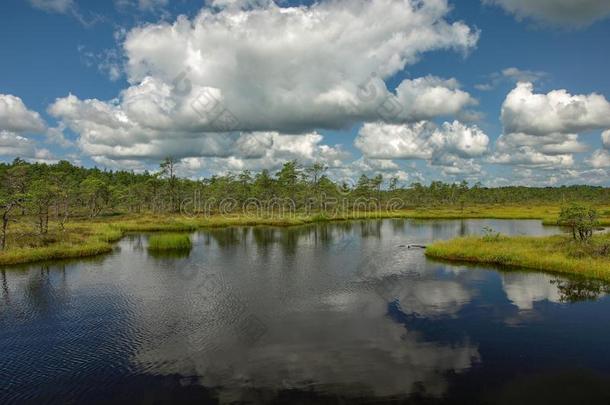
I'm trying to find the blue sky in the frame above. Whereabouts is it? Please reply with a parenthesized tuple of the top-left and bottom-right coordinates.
(1, 0, 610, 186)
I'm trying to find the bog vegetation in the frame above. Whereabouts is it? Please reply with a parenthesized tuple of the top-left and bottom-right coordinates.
(148, 234, 192, 251)
(426, 232, 610, 281)
(427, 204, 610, 280)
(1, 156, 609, 266)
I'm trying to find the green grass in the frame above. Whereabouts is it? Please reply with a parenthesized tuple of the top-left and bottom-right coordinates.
(426, 233, 610, 281)
(147, 233, 192, 251)
(0, 222, 122, 266)
(1, 203, 609, 267)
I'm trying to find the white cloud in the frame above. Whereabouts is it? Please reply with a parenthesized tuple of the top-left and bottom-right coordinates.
(495, 132, 588, 155)
(355, 120, 489, 176)
(0, 94, 54, 160)
(0, 130, 57, 163)
(603, 130, 610, 149)
(50, 0, 480, 168)
(0, 131, 36, 158)
(431, 153, 484, 176)
(489, 147, 574, 169)
(0, 94, 46, 134)
(45, 124, 74, 148)
(176, 132, 350, 177)
(500, 165, 610, 187)
(49, 92, 352, 167)
(587, 149, 610, 168)
(483, 0, 610, 27)
(120, 0, 478, 132)
(354, 120, 489, 178)
(392, 76, 477, 122)
(352, 157, 400, 172)
(502, 82, 610, 136)
(355, 122, 435, 160)
(490, 82, 610, 172)
(430, 121, 490, 158)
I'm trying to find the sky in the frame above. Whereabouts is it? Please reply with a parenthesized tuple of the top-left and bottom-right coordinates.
(1, 0, 610, 187)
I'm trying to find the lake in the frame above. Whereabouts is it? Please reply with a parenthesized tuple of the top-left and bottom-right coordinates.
(2, 219, 610, 404)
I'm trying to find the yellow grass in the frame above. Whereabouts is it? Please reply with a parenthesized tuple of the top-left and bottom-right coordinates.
(426, 233, 610, 281)
(1, 204, 609, 267)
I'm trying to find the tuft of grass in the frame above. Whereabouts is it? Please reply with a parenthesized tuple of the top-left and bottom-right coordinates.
(147, 233, 192, 251)
(426, 233, 610, 281)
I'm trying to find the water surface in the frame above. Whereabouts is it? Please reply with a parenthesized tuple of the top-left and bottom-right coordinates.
(2, 219, 610, 404)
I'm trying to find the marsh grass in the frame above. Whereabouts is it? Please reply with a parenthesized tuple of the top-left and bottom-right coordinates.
(147, 233, 192, 251)
(0, 221, 122, 266)
(1, 203, 609, 267)
(426, 233, 610, 281)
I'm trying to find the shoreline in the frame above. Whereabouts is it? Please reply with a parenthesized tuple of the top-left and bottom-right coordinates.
(425, 234, 610, 282)
(1, 205, 609, 268)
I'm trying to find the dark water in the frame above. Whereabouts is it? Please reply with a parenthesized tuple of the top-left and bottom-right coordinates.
(2, 219, 610, 404)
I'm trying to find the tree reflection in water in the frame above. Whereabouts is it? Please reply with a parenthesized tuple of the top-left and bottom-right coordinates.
(551, 277, 610, 303)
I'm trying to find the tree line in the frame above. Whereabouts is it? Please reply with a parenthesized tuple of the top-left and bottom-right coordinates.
(1, 157, 610, 249)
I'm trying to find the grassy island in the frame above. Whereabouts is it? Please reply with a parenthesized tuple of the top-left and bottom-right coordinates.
(426, 233, 610, 281)
(148, 233, 192, 251)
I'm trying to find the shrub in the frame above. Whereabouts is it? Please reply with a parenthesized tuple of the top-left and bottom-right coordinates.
(482, 226, 502, 242)
(558, 204, 599, 242)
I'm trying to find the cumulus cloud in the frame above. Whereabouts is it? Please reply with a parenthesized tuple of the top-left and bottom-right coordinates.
(483, 0, 610, 27)
(119, 0, 478, 133)
(0, 94, 46, 134)
(502, 82, 610, 136)
(392, 76, 477, 122)
(489, 147, 574, 169)
(127, 131, 348, 175)
(45, 124, 74, 148)
(431, 153, 484, 176)
(48, 92, 348, 170)
(492, 132, 588, 166)
(355, 122, 435, 160)
(0, 131, 36, 158)
(49, 0, 480, 169)
(587, 149, 610, 168)
(0, 131, 56, 162)
(490, 82, 610, 172)
(355, 120, 488, 176)
(0, 94, 54, 161)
